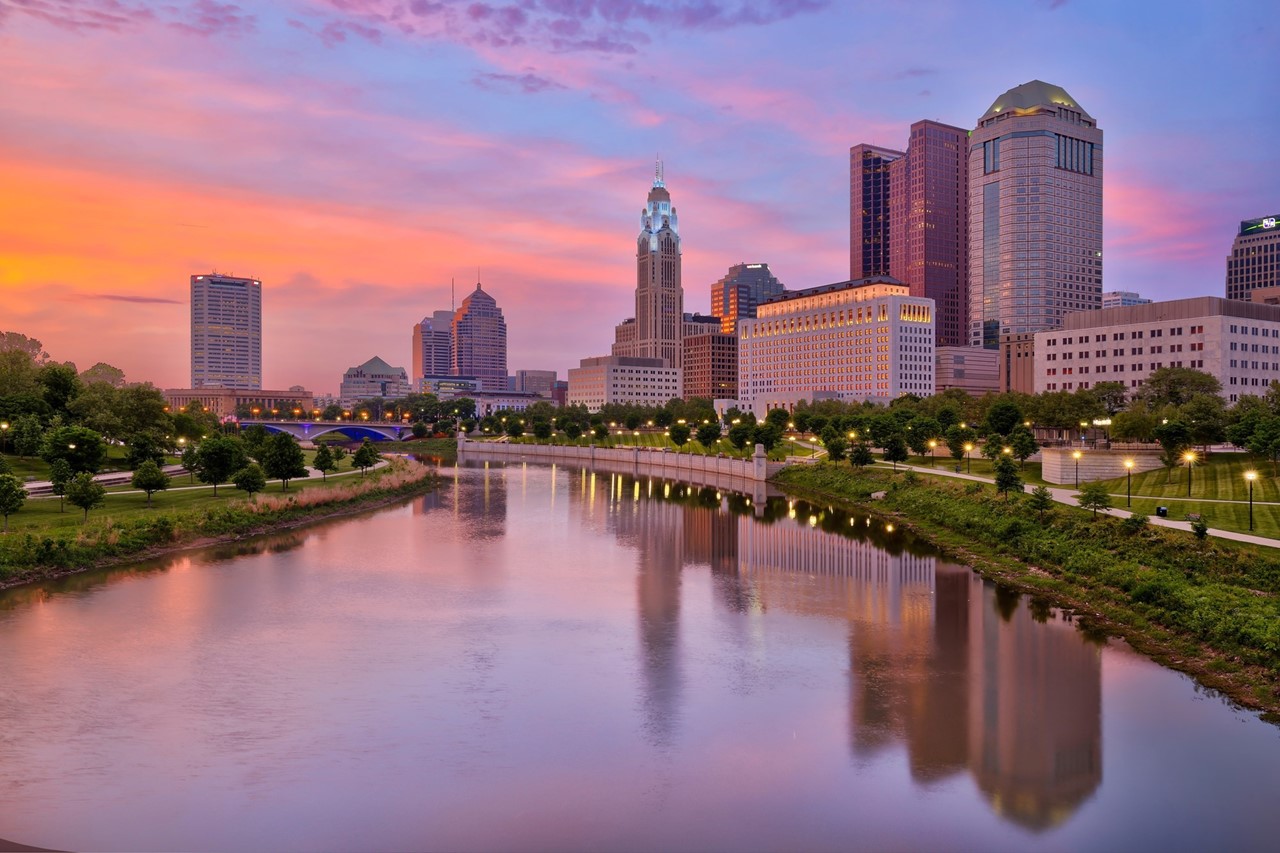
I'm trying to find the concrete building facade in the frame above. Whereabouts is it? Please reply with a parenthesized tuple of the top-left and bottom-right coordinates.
(999, 332, 1037, 394)
(1101, 291, 1151, 309)
(452, 283, 508, 391)
(709, 262, 786, 334)
(340, 356, 412, 405)
(683, 333, 738, 401)
(1226, 214, 1280, 302)
(412, 310, 454, 381)
(738, 276, 935, 416)
(969, 80, 1103, 349)
(935, 347, 999, 395)
(568, 355, 682, 411)
(164, 387, 312, 420)
(190, 273, 262, 390)
(515, 369, 557, 398)
(1033, 297, 1280, 403)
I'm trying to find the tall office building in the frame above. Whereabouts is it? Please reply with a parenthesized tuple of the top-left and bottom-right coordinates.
(968, 80, 1103, 348)
(709, 262, 786, 334)
(850, 145, 903, 280)
(1226, 214, 1280, 302)
(615, 161, 684, 368)
(412, 310, 454, 380)
(190, 273, 261, 390)
(452, 282, 508, 391)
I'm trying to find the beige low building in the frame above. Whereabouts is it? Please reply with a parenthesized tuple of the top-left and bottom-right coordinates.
(1000, 332, 1036, 394)
(935, 347, 998, 395)
(1034, 296, 1280, 403)
(567, 355, 682, 412)
(164, 387, 314, 419)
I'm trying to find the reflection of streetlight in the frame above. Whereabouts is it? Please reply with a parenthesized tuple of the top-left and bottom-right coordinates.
(963, 442, 974, 473)
(1183, 451, 1196, 497)
(1124, 458, 1134, 507)
(1245, 470, 1257, 531)
(1072, 450, 1082, 487)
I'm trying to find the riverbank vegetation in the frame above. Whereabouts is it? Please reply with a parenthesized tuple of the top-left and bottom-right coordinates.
(775, 463, 1280, 719)
(0, 458, 436, 586)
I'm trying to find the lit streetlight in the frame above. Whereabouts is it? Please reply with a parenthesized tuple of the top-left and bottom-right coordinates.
(1183, 451, 1197, 497)
(963, 442, 974, 474)
(1072, 450, 1082, 487)
(927, 439, 937, 467)
(1124, 458, 1134, 507)
(0, 421, 8, 454)
(1245, 470, 1257, 531)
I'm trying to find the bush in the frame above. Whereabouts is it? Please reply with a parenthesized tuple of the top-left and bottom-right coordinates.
(1191, 519, 1209, 540)
(1121, 513, 1149, 535)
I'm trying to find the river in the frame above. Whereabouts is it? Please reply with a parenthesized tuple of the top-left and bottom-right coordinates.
(0, 462, 1278, 852)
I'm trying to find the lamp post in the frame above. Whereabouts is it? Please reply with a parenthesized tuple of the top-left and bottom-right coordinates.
(1079, 421, 1089, 448)
(1183, 451, 1196, 497)
(1072, 450, 1082, 487)
(1124, 458, 1134, 508)
(963, 442, 974, 474)
(0, 421, 8, 454)
(927, 439, 937, 467)
(1245, 470, 1257, 531)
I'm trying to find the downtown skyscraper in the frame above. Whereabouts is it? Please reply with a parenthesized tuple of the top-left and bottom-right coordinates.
(452, 282, 507, 391)
(190, 273, 261, 390)
(614, 161, 684, 369)
(709, 262, 785, 334)
(968, 80, 1103, 348)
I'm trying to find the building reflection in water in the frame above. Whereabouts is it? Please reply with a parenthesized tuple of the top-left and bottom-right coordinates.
(569, 468, 1101, 831)
(419, 463, 507, 539)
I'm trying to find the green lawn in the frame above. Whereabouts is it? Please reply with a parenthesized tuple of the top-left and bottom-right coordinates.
(904, 454, 1049, 486)
(2, 448, 182, 482)
(1093, 453, 1279, 503)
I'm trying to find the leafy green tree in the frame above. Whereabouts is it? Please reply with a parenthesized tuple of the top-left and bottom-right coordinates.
(66, 472, 106, 521)
(1137, 367, 1222, 408)
(754, 422, 783, 452)
(653, 409, 675, 428)
(984, 399, 1023, 437)
(40, 425, 107, 474)
(180, 443, 199, 483)
(532, 420, 553, 441)
(0, 455, 8, 475)
(1180, 394, 1227, 450)
(192, 435, 249, 496)
(1008, 425, 1038, 466)
(261, 433, 309, 490)
(232, 463, 268, 497)
(905, 416, 941, 457)
(1076, 482, 1112, 518)
(564, 421, 583, 441)
(131, 459, 170, 508)
(505, 419, 524, 438)
(1028, 485, 1054, 521)
(352, 439, 380, 476)
(37, 361, 82, 419)
(0, 473, 25, 532)
(1090, 381, 1128, 416)
(1153, 419, 1192, 483)
(313, 444, 338, 482)
(994, 455, 1022, 500)
(321, 403, 344, 420)
(1111, 406, 1158, 443)
(696, 423, 721, 447)
(1247, 416, 1280, 476)
(125, 432, 167, 470)
(240, 425, 270, 460)
(623, 412, 643, 430)
(411, 421, 430, 439)
(669, 423, 691, 446)
(728, 422, 755, 450)
(850, 442, 874, 467)
(10, 413, 43, 457)
(981, 433, 1006, 461)
(48, 457, 72, 512)
(592, 423, 609, 441)
(867, 414, 901, 449)
(78, 362, 126, 387)
(765, 408, 790, 428)
(824, 435, 847, 462)
(883, 435, 909, 471)
(945, 424, 975, 469)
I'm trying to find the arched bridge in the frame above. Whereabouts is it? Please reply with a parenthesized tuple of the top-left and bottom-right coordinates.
(239, 420, 412, 442)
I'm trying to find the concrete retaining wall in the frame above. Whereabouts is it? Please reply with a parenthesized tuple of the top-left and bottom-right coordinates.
(457, 439, 784, 484)
(1041, 447, 1163, 485)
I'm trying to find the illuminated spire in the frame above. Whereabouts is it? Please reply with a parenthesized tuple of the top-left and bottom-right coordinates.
(653, 156, 664, 189)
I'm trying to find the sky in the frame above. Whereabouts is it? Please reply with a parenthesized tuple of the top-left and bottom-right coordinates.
(1, 0, 1277, 395)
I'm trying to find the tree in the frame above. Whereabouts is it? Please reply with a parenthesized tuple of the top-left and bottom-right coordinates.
(240, 425, 270, 460)
(48, 457, 72, 512)
(313, 444, 338, 482)
(984, 399, 1023, 437)
(564, 421, 583, 441)
(39, 425, 107, 474)
(532, 420, 553, 441)
(192, 435, 249, 496)
(850, 442, 874, 467)
(906, 415, 941, 457)
(1075, 482, 1112, 518)
(696, 423, 721, 447)
(1090, 381, 1128, 416)
(232, 463, 268, 497)
(1153, 419, 1192, 483)
(1136, 367, 1222, 408)
(765, 408, 790, 428)
(131, 459, 170, 508)
(1008, 425, 1039, 466)
(180, 443, 200, 483)
(727, 422, 755, 450)
(592, 424, 609, 441)
(66, 472, 106, 522)
(0, 473, 26, 532)
(754, 422, 783, 452)
(1111, 407, 1158, 443)
(321, 403, 344, 420)
(824, 435, 848, 462)
(945, 424, 975, 469)
(1180, 394, 1227, 450)
(125, 432, 167, 470)
(505, 418, 524, 438)
(883, 435, 908, 470)
(261, 432, 310, 490)
(411, 421, 430, 439)
(669, 423, 691, 446)
(1247, 416, 1280, 476)
(10, 414, 42, 457)
(37, 361, 82, 418)
(78, 362, 126, 387)
(994, 455, 1022, 500)
(1028, 485, 1054, 521)
(352, 439, 380, 476)
(981, 432, 1006, 461)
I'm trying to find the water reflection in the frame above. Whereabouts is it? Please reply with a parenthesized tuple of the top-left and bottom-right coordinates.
(557, 469, 1102, 831)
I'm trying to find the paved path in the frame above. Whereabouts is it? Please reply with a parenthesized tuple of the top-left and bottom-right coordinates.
(878, 460, 1280, 549)
(22, 460, 388, 499)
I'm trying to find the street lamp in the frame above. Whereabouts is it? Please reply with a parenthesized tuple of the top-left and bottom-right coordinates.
(963, 442, 974, 473)
(1183, 451, 1196, 497)
(1080, 421, 1089, 447)
(1245, 470, 1257, 531)
(0, 421, 8, 454)
(927, 439, 937, 466)
(1072, 450, 1082, 487)
(1124, 458, 1134, 508)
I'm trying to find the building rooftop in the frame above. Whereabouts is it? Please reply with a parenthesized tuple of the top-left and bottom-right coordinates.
(984, 80, 1092, 121)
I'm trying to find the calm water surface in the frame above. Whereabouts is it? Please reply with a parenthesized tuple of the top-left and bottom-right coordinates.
(1, 463, 1278, 852)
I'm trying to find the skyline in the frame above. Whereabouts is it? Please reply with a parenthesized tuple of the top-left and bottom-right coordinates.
(2, 1, 1277, 394)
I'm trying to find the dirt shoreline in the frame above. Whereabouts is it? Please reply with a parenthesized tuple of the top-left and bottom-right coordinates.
(775, 478, 1280, 724)
(0, 475, 438, 592)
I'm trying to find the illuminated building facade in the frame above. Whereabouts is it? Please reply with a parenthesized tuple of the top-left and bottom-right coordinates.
(1226, 214, 1280, 302)
(850, 145, 903, 280)
(709, 262, 786, 334)
(190, 273, 262, 390)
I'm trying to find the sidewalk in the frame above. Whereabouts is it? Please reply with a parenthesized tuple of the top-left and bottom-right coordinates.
(22, 461, 387, 499)
(878, 460, 1280, 549)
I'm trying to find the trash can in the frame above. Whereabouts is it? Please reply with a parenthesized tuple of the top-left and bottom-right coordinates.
(1156, 506, 1168, 518)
